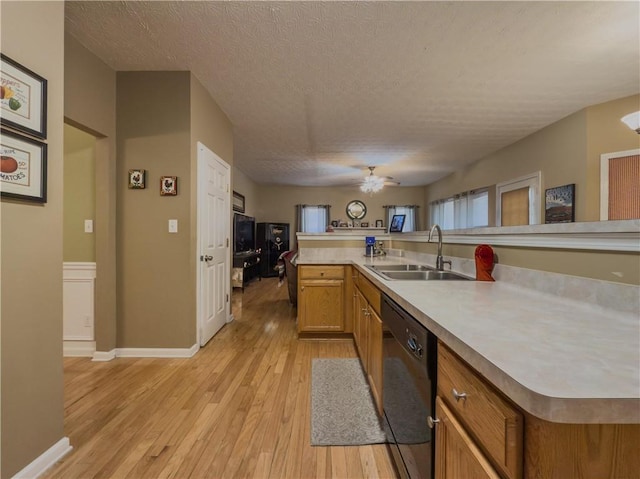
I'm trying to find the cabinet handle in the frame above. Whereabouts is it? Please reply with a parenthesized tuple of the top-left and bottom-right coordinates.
(320, 271, 325, 276)
(301, 286, 305, 292)
(452, 388, 467, 402)
(427, 416, 440, 429)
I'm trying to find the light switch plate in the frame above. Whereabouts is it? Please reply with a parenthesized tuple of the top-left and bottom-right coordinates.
(168, 219, 178, 233)
(84, 219, 93, 233)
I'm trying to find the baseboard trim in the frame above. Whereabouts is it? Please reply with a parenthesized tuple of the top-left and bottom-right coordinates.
(63, 341, 96, 357)
(11, 437, 72, 479)
(116, 343, 199, 358)
(92, 349, 116, 362)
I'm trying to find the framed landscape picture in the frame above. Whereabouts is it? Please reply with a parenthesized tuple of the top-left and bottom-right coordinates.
(545, 184, 575, 223)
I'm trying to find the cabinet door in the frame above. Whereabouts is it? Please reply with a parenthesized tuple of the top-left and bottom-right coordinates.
(353, 288, 365, 356)
(367, 307, 383, 416)
(435, 396, 501, 479)
(298, 279, 344, 332)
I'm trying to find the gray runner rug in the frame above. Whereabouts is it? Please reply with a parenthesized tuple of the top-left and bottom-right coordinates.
(310, 358, 387, 446)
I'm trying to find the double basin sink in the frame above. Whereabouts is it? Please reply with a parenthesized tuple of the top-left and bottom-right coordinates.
(366, 264, 472, 281)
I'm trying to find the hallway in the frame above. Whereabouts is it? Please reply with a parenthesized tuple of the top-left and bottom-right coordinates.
(45, 278, 396, 478)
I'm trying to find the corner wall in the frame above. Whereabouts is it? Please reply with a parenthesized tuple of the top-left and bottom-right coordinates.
(116, 72, 193, 348)
(64, 32, 117, 353)
(1, 2, 66, 476)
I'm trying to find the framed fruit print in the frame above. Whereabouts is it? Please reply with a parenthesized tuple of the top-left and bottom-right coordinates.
(1, 54, 47, 139)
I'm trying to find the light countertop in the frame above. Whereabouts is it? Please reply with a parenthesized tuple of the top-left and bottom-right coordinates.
(296, 251, 640, 424)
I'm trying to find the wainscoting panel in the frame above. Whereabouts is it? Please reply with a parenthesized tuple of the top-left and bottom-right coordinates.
(63, 262, 96, 341)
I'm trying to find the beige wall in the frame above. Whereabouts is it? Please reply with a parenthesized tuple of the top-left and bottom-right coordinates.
(425, 95, 640, 226)
(64, 32, 117, 352)
(1, 2, 65, 476)
(63, 124, 96, 262)
(255, 185, 427, 237)
(586, 94, 640, 222)
(232, 166, 259, 218)
(116, 72, 193, 348)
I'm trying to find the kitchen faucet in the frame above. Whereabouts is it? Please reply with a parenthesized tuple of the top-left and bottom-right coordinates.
(428, 224, 451, 271)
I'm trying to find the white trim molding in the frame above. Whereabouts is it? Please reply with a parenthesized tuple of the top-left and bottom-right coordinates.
(92, 344, 199, 361)
(11, 437, 72, 479)
(116, 344, 199, 358)
(392, 220, 640, 252)
(92, 349, 116, 362)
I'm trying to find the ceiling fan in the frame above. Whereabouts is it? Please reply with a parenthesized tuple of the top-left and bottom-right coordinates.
(359, 166, 400, 194)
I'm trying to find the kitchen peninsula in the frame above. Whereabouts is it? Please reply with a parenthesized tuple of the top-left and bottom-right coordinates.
(296, 222, 640, 478)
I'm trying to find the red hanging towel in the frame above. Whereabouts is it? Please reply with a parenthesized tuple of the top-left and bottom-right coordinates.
(475, 244, 495, 282)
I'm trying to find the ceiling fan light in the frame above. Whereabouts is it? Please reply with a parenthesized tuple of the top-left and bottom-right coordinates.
(621, 111, 640, 134)
(361, 174, 384, 193)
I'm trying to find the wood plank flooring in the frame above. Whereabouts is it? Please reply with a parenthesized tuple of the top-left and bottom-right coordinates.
(45, 278, 397, 478)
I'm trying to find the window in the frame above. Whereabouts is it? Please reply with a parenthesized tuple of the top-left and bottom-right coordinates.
(495, 172, 541, 226)
(385, 205, 418, 232)
(298, 204, 330, 233)
(429, 189, 488, 230)
(600, 149, 640, 220)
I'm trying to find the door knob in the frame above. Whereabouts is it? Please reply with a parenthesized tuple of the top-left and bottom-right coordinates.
(202, 255, 213, 262)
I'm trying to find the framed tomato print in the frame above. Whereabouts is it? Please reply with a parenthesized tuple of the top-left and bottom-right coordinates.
(0, 128, 47, 203)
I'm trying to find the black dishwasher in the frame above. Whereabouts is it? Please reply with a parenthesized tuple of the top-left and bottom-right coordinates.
(381, 294, 437, 479)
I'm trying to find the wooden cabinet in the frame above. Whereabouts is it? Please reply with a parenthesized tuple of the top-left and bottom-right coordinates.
(435, 396, 501, 479)
(437, 344, 523, 479)
(367, 306, 383, 416)
(297, 265, 345, 333)
(434, 342, 640, 479)
(353, 270, 383, 415)
(438, 343, 523, 479)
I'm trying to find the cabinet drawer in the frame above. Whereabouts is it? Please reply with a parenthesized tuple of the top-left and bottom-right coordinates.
(299, 265, 344, 280)
(356, 273, 381, 315)
(438, 343, 523, 479)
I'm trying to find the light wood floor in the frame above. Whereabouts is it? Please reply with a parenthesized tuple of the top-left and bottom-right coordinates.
(45, 278, 397, 478)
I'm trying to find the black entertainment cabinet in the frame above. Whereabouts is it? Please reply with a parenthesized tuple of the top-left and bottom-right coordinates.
(232, 251, 261, 290)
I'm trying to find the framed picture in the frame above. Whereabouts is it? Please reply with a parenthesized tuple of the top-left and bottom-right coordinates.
(375, 219, 383, 227)
(330, 220, 339, 227)
(128, 169, 146, 189)
(389, 214, 406, 232)
(545, 183, 575, 223)
(1, 54, 47, 139)
(0, 128, 47, 203)
(160, 176, 178, 196)
(233, 190, 245, 213)
(361, 222, 369, 227)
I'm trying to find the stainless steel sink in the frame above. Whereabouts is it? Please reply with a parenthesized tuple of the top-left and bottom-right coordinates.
(369, 264, 434, 272)
(365, 265, 472, 281)
(382, 270, 471, 280)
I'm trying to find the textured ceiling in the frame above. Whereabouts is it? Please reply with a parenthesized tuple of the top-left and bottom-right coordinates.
(65, 1, 640, 187)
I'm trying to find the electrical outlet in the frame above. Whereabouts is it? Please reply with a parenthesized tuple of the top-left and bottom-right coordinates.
(84, 219, 93, 233)
(168, 219, 178, 233)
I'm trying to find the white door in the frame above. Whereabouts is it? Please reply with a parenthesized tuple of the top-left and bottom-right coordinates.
(198, 142, 231, 346)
